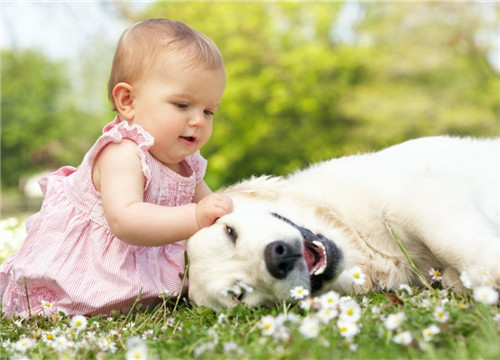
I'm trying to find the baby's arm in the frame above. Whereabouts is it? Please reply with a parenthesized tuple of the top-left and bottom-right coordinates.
(93, 140, 228, 246)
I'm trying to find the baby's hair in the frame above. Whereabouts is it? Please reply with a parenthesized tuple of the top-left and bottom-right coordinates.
(108, 18, 224, 110)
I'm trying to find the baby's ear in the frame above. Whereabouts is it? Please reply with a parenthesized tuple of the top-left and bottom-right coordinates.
(112, 82, 135, 121)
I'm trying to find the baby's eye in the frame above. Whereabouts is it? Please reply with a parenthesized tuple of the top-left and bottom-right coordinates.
(204, 109, 214, 116)
(176, 103, 188, 109)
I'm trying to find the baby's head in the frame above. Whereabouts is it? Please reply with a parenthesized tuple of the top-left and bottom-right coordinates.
(108, 18, 225, 111)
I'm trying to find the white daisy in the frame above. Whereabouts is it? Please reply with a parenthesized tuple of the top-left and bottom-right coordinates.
(398, 284, 413, 295)
(473, 285, 499, 305)
(70, 315, 88, 331)
(337, 318, 361, 339)
(98, 336, 117, 353)
(433, 306, 450, 323)
(420, 299, 431, 311)
(224, 341, 243, 356)
(1, 339, 13, 351)
(289, 313, 303, 324)
(141, 329, 154, 341)
(193, 343, 215, 358)
(42, 330, 57, 344)
(14, 337, 35, 353)
(341, 339, 359, 351)
(259, 315, 277, 336)
(41, 299, 52, 310)
(274, 327, 291, 342)
(316, 307, 339, 324)
(319, 291, 340, 309)
(126, 343, 148, 360)
(371, 306, 381, 316)
(275, 313, 300, 326)
(347, 266, 366, 286)
(459, 271, 472, 289)
(124, 322, 136, 330)
(422, 324, 440, 342)
(480, 269, 491, 281)
(290, 286, 309, 300)
(299, 298, 313, 311)
(52, 335, 73, 353)
(299, 317, 320, 338)
(393, 331, 413, 345)
(384, 312, 406, 330)
(221, 281, 254, 298)
(235, 281, 254, 294)
(13, 319, 23, 327)
(429, 268, 442, 282)
(217, 313, 228, 325)
(339, 299, 361, 322)
(126, 336, 145, 348)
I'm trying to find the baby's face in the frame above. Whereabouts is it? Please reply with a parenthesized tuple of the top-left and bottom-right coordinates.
(130, 58, 226, 170)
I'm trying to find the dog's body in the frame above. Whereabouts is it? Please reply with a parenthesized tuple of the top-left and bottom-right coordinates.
(187, 137, 500, 310)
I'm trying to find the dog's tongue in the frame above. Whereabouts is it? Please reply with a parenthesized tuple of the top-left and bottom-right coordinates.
(303, 242, 321, 274)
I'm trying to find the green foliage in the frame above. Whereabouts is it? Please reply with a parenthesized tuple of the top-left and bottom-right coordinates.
(1, 50, 102, 190)
(141, 2, 500, 189)
(342, 3, 500, 147)
(1, 3, 499, 192)
(1, 50, 65, 188)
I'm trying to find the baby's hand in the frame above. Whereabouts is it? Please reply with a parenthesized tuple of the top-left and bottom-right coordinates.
(196, 194, 233, 229)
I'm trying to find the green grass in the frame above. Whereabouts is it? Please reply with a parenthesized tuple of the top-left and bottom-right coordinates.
(1, 218, 499, 359)
(1, 287, 499, 359)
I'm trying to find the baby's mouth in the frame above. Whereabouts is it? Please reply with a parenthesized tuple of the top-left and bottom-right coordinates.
(180, 136, 196, 145)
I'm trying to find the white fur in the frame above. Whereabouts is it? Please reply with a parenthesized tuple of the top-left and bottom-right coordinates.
(187, 136, 500, 310)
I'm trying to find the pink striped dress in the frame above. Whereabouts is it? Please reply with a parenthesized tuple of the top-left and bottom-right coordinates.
(0, 117, 207, 317)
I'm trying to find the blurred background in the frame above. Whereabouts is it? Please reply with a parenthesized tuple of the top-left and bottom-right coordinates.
(1, 1, 500, 219)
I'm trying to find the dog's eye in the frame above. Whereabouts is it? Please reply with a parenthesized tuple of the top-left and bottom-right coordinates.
(225, 225, 237, 242)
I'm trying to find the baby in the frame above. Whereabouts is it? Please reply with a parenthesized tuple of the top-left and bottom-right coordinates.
(0, 18, 233, 317)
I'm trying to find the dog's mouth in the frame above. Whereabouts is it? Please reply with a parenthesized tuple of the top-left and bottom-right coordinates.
(303, 237, 327, 276)
(271, 213, 343, 293)
(301, 228, 342, 293)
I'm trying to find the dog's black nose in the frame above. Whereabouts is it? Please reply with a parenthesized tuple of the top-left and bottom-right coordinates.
(264, 241, 301, 279)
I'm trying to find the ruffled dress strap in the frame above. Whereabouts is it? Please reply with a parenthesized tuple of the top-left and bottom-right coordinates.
(185, 151, 208, 185)
(83, 117, 156, 189)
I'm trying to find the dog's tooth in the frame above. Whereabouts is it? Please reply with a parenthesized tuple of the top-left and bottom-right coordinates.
(314, 263, 326, 275)
(312, 240, 325, 250)
(313, 241, 328, 258)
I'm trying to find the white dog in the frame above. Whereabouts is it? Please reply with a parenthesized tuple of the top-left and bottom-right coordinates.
(187, 137, 499, 310)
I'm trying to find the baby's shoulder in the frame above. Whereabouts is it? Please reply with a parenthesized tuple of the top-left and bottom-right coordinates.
(92, 139, 142, 188)
(98, 138, 138, 161)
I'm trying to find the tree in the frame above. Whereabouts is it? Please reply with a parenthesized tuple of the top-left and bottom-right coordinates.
(339, 2, 500, 147)
(1, 50, 101, 189)
(3, 2, 498, 192)
(142, 2, 362, 187)
(138, 2, 499, 189)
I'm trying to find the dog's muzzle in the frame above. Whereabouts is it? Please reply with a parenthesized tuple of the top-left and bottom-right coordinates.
(266, 213, 343, 293)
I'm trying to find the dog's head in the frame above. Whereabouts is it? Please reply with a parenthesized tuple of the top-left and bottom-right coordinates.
(187, 210, 344, 310)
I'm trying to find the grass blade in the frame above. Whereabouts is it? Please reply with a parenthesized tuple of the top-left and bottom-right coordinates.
(387, 225, 433, 290)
